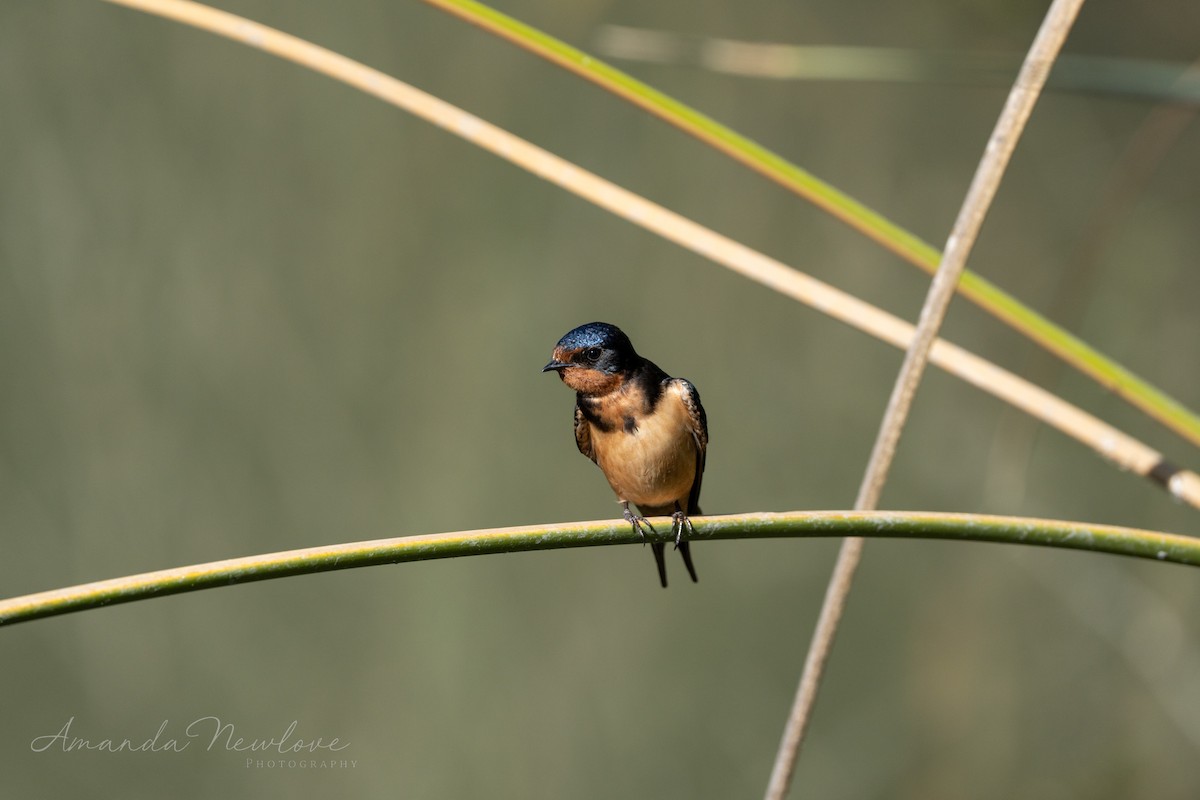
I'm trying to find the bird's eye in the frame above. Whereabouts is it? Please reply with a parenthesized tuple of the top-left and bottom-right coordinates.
(584, 347, 602, 362)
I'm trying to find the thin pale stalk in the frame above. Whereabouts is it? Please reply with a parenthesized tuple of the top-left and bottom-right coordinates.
(595, 28, 1200, 104)
(765, 2, 1087, 797)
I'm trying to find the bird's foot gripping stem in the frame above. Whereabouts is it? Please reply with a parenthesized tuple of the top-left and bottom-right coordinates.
(621, 501, 655, 543)
(671, 507, 695, 549)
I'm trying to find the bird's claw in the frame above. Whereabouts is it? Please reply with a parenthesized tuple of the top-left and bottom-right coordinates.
(623, 503, 655, 545)
(671, 511, 694, 549)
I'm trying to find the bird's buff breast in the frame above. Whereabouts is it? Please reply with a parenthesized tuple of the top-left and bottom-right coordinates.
(590, 396, 697, 508)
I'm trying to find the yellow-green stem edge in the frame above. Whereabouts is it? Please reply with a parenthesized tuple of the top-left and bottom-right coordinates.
(424, 0, 1200, 448)
(2, 511, 1196, 626)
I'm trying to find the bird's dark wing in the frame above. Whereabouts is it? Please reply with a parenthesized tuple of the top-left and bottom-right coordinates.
(670, 378, 708, 515)
(573, 403, 596, 462)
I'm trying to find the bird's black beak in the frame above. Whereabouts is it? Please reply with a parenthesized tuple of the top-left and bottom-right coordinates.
(542, 359, 569, 373)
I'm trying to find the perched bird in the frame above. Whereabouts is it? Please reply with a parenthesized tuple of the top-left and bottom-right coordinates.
(543, 322, 708, 587)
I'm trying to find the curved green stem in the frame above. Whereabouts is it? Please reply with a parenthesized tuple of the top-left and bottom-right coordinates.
(423, 0, 1200, 448)
(1, 511, 1196, 626)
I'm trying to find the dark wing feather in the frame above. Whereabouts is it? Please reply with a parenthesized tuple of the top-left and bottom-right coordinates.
(671, 378, 708, 515)
(573, 403, 596, 462)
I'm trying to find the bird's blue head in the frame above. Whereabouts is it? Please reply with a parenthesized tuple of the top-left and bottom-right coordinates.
(542, 322, 638, 392)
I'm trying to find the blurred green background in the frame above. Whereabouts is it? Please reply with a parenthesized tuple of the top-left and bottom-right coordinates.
(3, 0, 1200, 796)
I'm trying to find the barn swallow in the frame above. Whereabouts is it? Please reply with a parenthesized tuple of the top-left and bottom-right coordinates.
(543, 322, 708, 587)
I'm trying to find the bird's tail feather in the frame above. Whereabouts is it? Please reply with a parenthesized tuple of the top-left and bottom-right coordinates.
(678, 541, 699, 583)
(650, 542, 668, 588)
